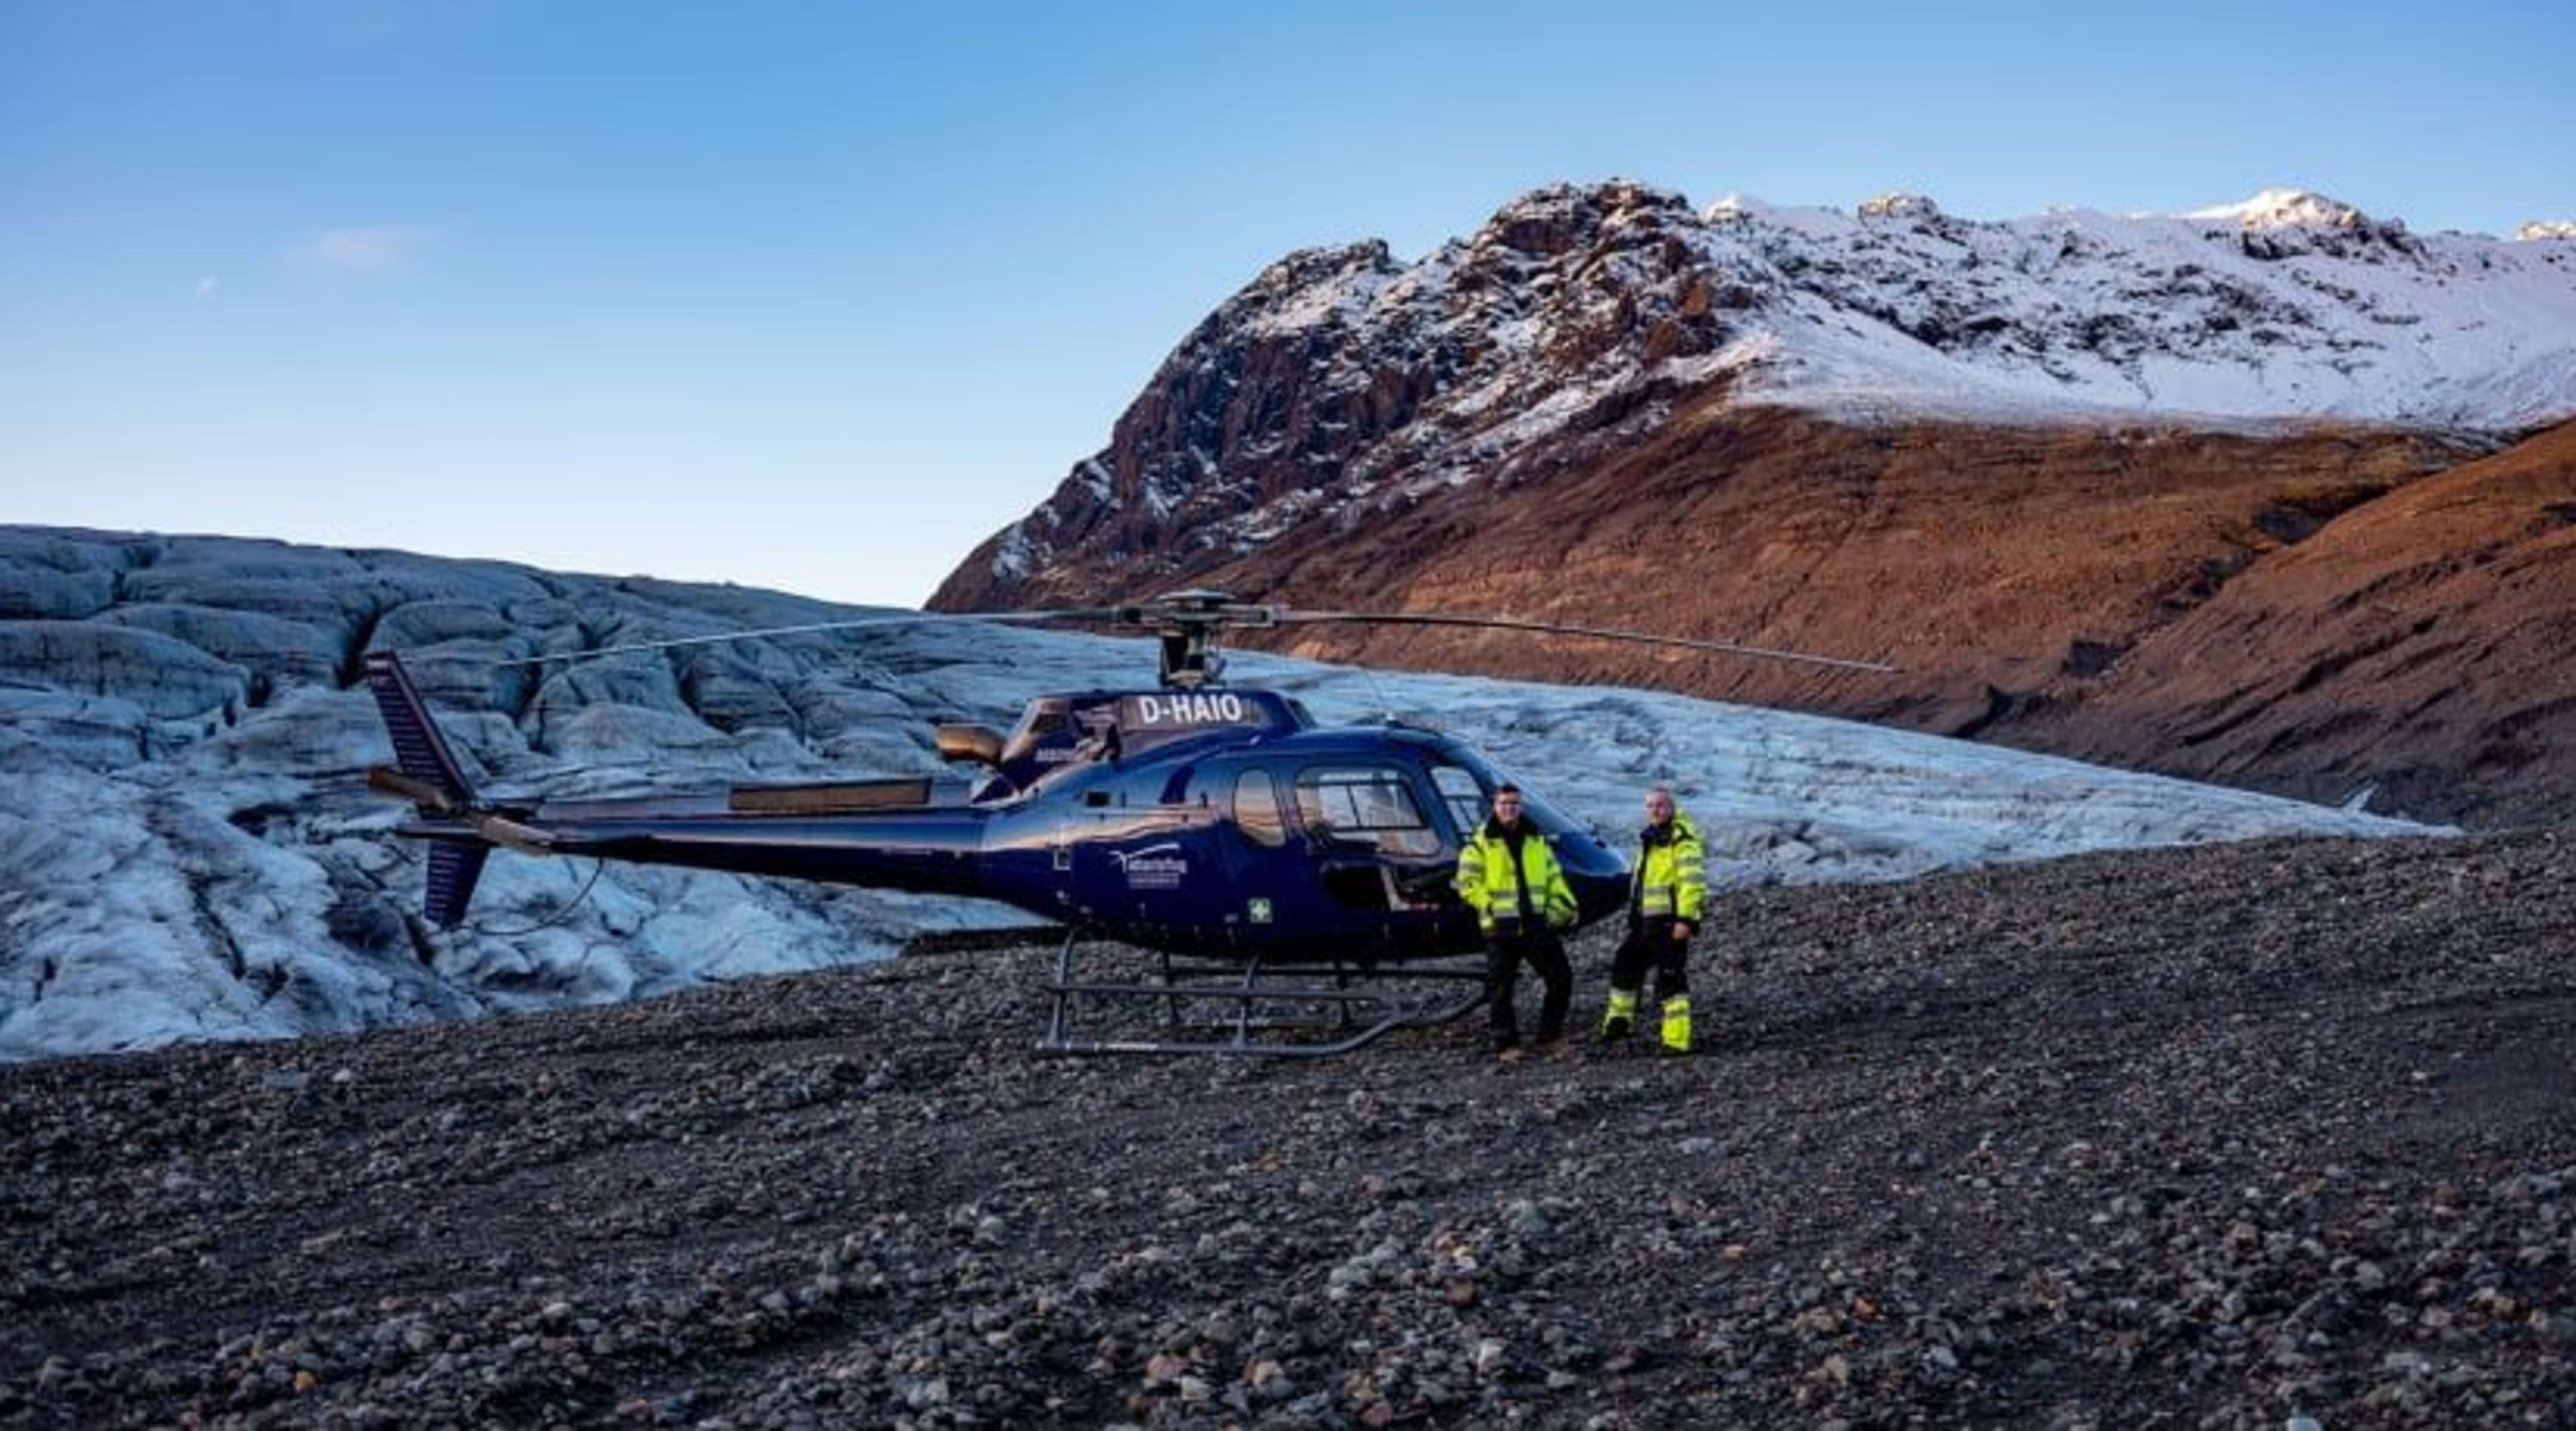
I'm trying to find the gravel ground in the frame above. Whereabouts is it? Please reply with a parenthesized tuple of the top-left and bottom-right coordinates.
(5, 827, 2573, 1428)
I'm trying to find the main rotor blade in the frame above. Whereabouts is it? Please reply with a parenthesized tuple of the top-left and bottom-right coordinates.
(495, 607, 1128, 668)
(1265, 608, 1900, 674)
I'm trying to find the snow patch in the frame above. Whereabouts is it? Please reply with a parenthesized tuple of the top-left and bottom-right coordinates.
(2185, 188, 2370, 230)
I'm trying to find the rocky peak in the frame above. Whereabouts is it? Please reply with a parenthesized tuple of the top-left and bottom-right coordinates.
(931, 179, 1747, 608)
(1470, 179, 1693, 259)
(2518, 220, 2576, 242)
(1235, 240, 1399, 318)
(1857, 191, 1944, 222)
(2185, 187, 2419, 262)
(2191, 187, 2370, 230)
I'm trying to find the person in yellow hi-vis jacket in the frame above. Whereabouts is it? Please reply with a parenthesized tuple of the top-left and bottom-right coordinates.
(1600, 785, 1707, 1053)
(1456, 784, 1578, 1057)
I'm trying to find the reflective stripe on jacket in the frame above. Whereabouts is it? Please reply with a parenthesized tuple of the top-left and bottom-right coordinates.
(1631, 812, 1707, 922)
(1456, 820, 1578, 935)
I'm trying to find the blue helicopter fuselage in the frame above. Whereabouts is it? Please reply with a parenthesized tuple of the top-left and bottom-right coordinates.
(373, 655, 1632, 962)
(968, 714, 1631, 961)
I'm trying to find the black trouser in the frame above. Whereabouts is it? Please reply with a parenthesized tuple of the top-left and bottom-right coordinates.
(1609, 917, 1691, 1002)
(1486, 926, 1571, 1043)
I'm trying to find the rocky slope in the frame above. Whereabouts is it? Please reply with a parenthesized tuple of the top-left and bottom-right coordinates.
(6, 825, 2571, 1427)
(1199, 413, 2574, 829)
(2015, 419, 2576, 818)
(929, 182, 2576, 825)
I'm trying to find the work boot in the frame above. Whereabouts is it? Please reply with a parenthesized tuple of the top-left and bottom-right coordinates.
(1599, 988, 1639, 1043)
(1658, 996, 1693, 1055)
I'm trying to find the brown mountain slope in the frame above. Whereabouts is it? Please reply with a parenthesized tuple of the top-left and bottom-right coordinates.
(2008, 419, 2576, 824)
(1150, 402, 2491, 767)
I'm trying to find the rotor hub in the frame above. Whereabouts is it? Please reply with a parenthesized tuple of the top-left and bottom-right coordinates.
(1138, 590, 1277, 688)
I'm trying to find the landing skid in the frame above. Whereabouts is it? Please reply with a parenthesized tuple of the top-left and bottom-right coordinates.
(1038, 928, 1488, 1057)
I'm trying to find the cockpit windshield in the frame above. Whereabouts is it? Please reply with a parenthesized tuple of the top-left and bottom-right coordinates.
(1429, 765, 1486, 838)
(1426, 753, 1586, 843)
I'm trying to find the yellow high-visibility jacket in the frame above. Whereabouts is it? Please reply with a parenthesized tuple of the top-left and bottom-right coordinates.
(1457, 819, 1579, 935)
(1631, 812, 1707, 922)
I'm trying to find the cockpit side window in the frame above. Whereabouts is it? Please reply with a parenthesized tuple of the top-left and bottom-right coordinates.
(1293, 766, 1441, 858)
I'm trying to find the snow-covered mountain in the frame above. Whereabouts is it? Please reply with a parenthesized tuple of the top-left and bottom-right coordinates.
(1725, 187, 2573, 426)
(0, 526, 2440, 1062)
(940, 180, 2574, 607)
(948, 180, 2576, 611)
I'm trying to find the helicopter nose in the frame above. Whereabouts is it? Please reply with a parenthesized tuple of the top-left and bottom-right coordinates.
(1569, 867, 1628, 924)
(1550, 833, 1630, 924)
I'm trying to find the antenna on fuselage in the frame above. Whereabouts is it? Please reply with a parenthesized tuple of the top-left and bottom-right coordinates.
(1354, 666, 1401, 725)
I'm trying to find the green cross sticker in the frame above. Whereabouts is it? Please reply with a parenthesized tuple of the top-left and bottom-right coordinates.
(1247, 897, 1273, 924)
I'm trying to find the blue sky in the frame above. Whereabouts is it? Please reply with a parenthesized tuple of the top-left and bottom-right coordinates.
(4, 1, 2569, 608)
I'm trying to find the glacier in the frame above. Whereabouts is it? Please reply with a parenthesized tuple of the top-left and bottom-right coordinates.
(0, 525, 2442, 1062)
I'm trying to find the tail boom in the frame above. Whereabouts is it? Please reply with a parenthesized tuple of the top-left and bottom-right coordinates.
(364, 650, 1002, 925)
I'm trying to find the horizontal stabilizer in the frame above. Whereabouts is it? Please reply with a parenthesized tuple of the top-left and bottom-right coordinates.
(728, 778, 934, 814)
(368, 765, 455, 813)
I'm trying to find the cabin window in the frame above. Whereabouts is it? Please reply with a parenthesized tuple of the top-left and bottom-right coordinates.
(1430, 765, 1487, 837)
(1233, 769, 1287, 848)
(1293, 767, 1440, 858)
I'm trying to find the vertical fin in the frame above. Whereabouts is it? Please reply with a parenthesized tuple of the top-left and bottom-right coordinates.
(364, 651, 492, 926)
(364, 650, 477, 807)
(424, 843, 491, 929)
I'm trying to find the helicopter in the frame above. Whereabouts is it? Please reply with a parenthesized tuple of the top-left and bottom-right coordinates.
(365, 590, 1893, 1055)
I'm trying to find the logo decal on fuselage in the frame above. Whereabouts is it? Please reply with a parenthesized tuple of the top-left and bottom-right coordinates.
(1110, 841, 1189, 890)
